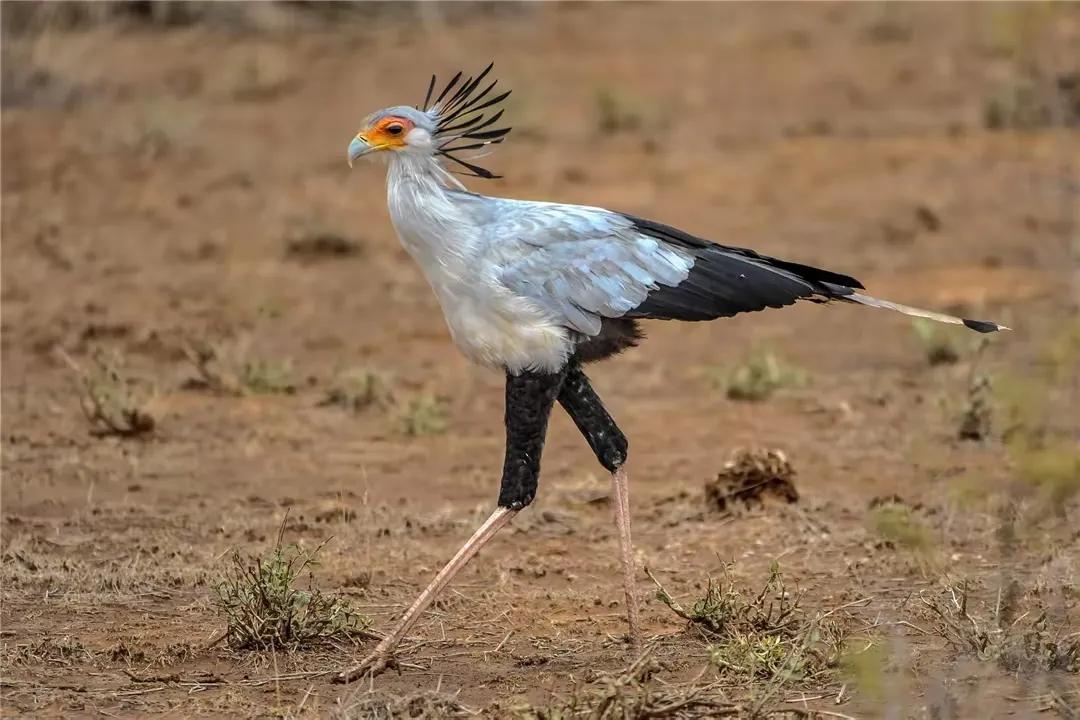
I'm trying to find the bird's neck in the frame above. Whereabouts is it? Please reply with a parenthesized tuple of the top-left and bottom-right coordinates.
(385, 152, 475, 265)
(387, 152, 463, 197)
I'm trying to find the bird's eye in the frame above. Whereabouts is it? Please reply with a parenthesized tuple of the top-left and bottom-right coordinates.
(386, 123, 404, 136)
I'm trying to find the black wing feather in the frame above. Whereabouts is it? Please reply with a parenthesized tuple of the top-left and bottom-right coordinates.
(621, 214, 864, 322)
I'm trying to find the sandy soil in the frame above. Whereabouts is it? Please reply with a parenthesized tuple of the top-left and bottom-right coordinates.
(2, 3, 1078, 717)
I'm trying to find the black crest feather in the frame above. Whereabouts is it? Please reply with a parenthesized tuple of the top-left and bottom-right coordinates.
(420, 62, 511, 179)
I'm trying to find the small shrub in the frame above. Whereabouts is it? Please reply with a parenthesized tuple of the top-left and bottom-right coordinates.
(594, 87, 644, 134)
(1040, 321, 1080, 384)
(398, 394, 450, 436)
(710, 350, 807, 402)
(321, 367, 394, 412)
(1010, 442, 1080, 511)
(958, 373, 994, 441)
(60, 349, 155, 437)
(911, 318, 961, 366)
(867, 498, 934, 557)
(183, 338, 294, 395)
(213, 527, 369, 650)
(240, 358, 296, 395)
(983, 72, 1080, 131)
(995, 354, 1080, 513)
(995, 374, 1047, 443)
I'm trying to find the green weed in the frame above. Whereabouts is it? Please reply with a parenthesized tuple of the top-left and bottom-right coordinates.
(594, 87, 644, 134)
(321, 367, 394, 413)
(867, 499, 935, 558)
(911, 318, 961, 366)
(183, 337, 295, 395)
(710, 350, 807, 402)
(398, 394, 450, 437)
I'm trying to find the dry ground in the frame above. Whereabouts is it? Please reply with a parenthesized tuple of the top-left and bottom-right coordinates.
(2, 3, 1079, 717)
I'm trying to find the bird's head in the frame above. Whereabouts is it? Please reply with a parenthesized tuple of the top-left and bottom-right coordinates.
(348, 62, 511, 179)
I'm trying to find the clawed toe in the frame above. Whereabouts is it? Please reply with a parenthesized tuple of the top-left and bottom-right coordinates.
(334, 653, 396, 683)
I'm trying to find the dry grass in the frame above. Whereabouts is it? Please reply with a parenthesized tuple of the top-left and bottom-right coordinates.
(331, 690, 473, 719)
(647, 563, 853, 685)
(920, 582, 1079, 675)
(511, 651, 745, 719)
(3, 635, 93, 669)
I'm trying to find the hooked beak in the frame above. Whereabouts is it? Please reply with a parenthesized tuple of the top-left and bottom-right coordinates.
(347, 135, 375, 167)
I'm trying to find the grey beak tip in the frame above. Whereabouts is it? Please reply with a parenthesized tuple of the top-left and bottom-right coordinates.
(348, 136, 370, 167)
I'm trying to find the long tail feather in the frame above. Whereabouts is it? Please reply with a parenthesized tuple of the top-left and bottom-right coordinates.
(842, 292, 1008, 333)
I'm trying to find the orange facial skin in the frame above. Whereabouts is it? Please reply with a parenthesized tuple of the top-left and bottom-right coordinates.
(359, 116, 415, 151)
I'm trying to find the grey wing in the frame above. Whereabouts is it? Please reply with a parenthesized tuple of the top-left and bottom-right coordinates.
(482, 197, 1003, 339)
(489, 202, 696, 336)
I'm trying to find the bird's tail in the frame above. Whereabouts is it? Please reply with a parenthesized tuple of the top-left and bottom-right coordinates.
(837, 291, 1008, 333)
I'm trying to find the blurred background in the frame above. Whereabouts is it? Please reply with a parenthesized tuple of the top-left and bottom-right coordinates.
(2, 2, 1078, 715)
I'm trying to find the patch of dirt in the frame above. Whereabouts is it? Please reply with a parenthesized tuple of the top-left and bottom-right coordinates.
(3, 3, 1079, 717)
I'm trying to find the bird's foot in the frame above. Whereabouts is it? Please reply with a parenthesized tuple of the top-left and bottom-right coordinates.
(620, 629, 643, 655)
(334, 650, 397, 684)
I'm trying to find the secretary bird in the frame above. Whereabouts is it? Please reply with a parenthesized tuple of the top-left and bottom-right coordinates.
(337, 63, 1005, 681)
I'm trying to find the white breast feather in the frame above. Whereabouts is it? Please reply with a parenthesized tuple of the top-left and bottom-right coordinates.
(386, 156, 573, 373)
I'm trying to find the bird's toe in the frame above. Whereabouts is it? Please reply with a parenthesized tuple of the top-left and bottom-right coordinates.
(334, 653, 395, 683)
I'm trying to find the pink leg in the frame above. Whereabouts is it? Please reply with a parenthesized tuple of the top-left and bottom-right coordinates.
(336, 506, 517, 683)
(611, 466, 642, 650)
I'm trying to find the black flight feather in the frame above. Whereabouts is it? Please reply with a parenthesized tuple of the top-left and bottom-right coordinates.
(621, 214, 1005, 332)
